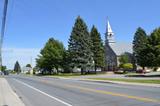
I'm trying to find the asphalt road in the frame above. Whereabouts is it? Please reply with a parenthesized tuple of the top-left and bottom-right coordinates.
(5, 75, 160, 106)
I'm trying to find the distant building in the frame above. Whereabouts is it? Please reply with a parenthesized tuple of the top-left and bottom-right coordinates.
(105, 20, 132, 71)
(21, 66, 32, 74)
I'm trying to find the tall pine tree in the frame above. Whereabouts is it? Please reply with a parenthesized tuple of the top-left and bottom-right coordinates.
(68, 16, 93, 74)
(148, 28, 160, 67)
(133, 27, 148, 69)
(14, 61, 21, 73)
(90, 25, 105, 73)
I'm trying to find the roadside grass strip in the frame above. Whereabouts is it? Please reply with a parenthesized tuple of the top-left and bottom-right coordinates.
(88, 78, 160, 84)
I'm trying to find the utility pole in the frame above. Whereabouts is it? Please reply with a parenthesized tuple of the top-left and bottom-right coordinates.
(30, 56, 34, 74)
(30, 56, 32, 67)
(0, 0, 8, 72)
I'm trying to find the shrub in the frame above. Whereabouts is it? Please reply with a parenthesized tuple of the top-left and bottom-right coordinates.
(123, 63, 133, 70)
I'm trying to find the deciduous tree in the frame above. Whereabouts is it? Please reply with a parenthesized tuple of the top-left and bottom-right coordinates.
(36, 38, 65, 74)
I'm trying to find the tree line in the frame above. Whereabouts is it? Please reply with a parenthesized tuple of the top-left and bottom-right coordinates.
(35, 16, 160, 74)
(36, 16, 105, 74)
(133, 27, 160, 71)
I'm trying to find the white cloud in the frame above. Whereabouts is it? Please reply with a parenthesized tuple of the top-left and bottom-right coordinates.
(2, 48, 40, 69)
(1, 42, 133, 69)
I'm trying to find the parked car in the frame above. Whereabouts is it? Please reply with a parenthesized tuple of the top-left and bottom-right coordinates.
(3, 71, 9, 75)
(114, 69, 125, 74)
(136, 69, 146, 73)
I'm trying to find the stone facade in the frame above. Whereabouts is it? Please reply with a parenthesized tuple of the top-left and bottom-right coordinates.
(105, 20, 117, 71)
(105, 42, 117, 71)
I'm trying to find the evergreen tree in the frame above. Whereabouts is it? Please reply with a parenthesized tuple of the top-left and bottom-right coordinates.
(90, 25, 105, 73)
(61, 50, 72, 73)
(133, 27, 149, 69)
(148, 28, 160, 67)
(36, 38, 65, 74)
(14, 61, 21, 73)
(68, 16, 93, 74)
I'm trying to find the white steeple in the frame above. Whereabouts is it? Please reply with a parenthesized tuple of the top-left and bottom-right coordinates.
(107, 20, 113, 34)
(106, 20, 115, 44)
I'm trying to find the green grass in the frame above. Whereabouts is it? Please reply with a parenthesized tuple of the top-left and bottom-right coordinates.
(53, 73, 82, 77)
(43, 72, 106, 78)
(42, 73, 83, 78)
(125, 72, 140, 75)
(88, 78, 160, 84)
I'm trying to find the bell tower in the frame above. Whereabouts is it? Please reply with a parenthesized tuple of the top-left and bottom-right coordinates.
(105, 20, 115, 46)
(105, 19, 117, 71)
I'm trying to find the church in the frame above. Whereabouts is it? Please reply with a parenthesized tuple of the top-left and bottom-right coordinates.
(105, 20, 132, 71)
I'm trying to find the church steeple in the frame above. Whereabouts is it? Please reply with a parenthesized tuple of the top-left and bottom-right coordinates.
(105, 19, 117, 71)
(106, 20, 115, 44)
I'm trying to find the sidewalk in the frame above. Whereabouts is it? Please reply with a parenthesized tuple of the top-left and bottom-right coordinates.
(0, 77, 25, 106)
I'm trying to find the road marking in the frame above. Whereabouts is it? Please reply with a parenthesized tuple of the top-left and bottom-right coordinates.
(13, 79, 72, 106)
(34, 78, 160, 103)
(13, 76, 160, 104)
(65, 84, 160, 104)
(26, 77, 160, 103)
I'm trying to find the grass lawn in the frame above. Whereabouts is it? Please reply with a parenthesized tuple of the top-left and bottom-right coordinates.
(44, 73, 101, 77)
(53, 73, 82, 77)
(37, 71, 107, 77)
(88, 78, 160, 84)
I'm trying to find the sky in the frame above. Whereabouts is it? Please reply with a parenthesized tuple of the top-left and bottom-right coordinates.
(0, 0, 160, 69)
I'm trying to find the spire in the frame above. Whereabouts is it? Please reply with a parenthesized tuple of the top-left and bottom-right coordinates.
(107, 20, 113, 34)
(106, 19, 115, 44)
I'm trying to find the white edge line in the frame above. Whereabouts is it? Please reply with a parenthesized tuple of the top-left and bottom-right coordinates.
(13, 79, 72, 106)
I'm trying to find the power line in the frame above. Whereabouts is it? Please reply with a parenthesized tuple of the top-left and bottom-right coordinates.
(0, 0, 8, 71)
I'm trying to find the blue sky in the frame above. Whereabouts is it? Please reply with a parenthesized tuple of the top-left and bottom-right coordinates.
(0, 0, 160, 69)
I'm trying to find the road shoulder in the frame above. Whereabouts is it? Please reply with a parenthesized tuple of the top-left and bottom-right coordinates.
(0, 77, 25, 106)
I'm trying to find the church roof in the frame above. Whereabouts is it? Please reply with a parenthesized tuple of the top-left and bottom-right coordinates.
(109, 42, 133, 56)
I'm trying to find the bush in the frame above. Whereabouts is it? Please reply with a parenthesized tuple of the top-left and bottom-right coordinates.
(123, 63, 133, 70)
(119, 64, 123, 68)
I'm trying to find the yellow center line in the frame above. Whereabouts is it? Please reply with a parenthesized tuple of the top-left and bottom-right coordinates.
(39, 79, 160, 103)
(64, 84, 160, 103)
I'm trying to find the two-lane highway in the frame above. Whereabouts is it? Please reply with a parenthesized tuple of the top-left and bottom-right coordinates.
(5, 75, 160, 106)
